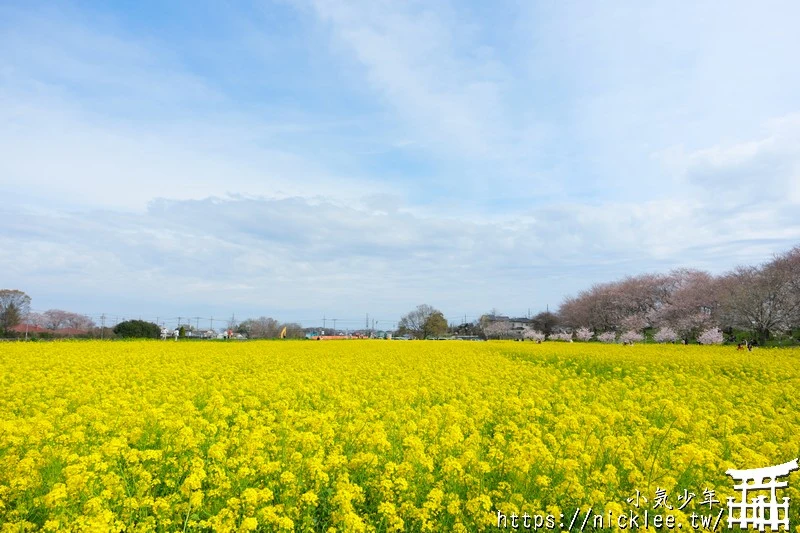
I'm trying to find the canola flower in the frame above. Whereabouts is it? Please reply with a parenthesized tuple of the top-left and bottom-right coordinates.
(0, 340, 798, 532)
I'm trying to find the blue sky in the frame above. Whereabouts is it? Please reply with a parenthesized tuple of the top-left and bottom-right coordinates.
(2, 1, 799, 328)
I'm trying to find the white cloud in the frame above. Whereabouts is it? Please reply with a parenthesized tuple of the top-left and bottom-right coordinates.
(657, 114, 800, 206)
(3, 194, 797, 323)
(2, 2, 800, 323)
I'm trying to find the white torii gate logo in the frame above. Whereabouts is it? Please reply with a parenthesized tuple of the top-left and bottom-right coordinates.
(726, 458, 798, 531)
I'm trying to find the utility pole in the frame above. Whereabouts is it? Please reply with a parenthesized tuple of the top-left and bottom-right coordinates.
(210, 317, 214, 331)
(101, 314, 106, 340)
(178, 316, 182, 329)
(323, 315, 326, 329)
(333, 318, 337, 332)
(366, 313, 369, 330)
(195, 317, 200, 331)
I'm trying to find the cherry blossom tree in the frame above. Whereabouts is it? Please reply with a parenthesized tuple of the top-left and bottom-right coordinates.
(484, 321, 512, 340)
(559, 285, 619, 332)
(620, 331, 644, 344)
(521, 328, 545, 342)
(718, 256, 799, 344)
(597, 331, 617, 343)
(27, 312, 45, 328)
(653, 327, 679, 343)
(650, 269, 720, 340)
(548, 332, 573, 342)
(620, 314, 648, 334)
(42, 309, 95, 331)
(558, 245, 799, 344)
(559, 274, 673, 333)
(574, 327, 593, 342)
(697, 327, 724, 345)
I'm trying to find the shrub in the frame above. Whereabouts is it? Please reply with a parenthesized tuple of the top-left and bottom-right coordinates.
(113, 320, 160, 339)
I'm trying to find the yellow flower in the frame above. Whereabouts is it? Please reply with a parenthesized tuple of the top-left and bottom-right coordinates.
(0, 340, 796, 532)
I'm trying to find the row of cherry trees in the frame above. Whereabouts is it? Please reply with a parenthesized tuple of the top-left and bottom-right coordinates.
(27, 309, 95, 331)
(0, 289, 96, 336)
(557, 246, 800, 343)
(484, 321, 724, 344)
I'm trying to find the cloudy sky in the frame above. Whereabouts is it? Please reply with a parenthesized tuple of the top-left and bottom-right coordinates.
(2, 1, 799, 328)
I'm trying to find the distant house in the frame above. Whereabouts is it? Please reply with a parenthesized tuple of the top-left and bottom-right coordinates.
(483, 315, 533, 339)
(185, 329, 217, 339)
(484, 315, 531, 326)
(509, 318, 532, 330)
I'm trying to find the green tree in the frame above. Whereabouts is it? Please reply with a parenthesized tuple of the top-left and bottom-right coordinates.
(0, 289, 31, 336)
(113, 320, 160, 339)
(423, 311, 448, 339)
(1, 303, 20, 336)
(398, 304, 448, 339)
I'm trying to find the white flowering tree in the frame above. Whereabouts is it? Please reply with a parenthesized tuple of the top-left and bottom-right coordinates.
(574, 327, 593, 342)
(620, 331, 644, 344)
(522, 327, 545, 342)
(548, 332, 573, 342)
(597, 331, 617, 343)
(697, 327, 724, 345)
(653, 327, 679, 343)
(484, 320, 512, 340)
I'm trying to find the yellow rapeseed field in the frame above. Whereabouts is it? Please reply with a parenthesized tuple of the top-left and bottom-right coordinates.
(0, 341, 798, 532)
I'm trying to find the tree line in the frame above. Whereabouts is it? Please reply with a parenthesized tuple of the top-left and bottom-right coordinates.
(0, 291, 307, 340)
(557, 245, 800, 344)
(0, 291, 101, 338)
(397, 245, 800, 344)
(3, 245, 798, 343)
